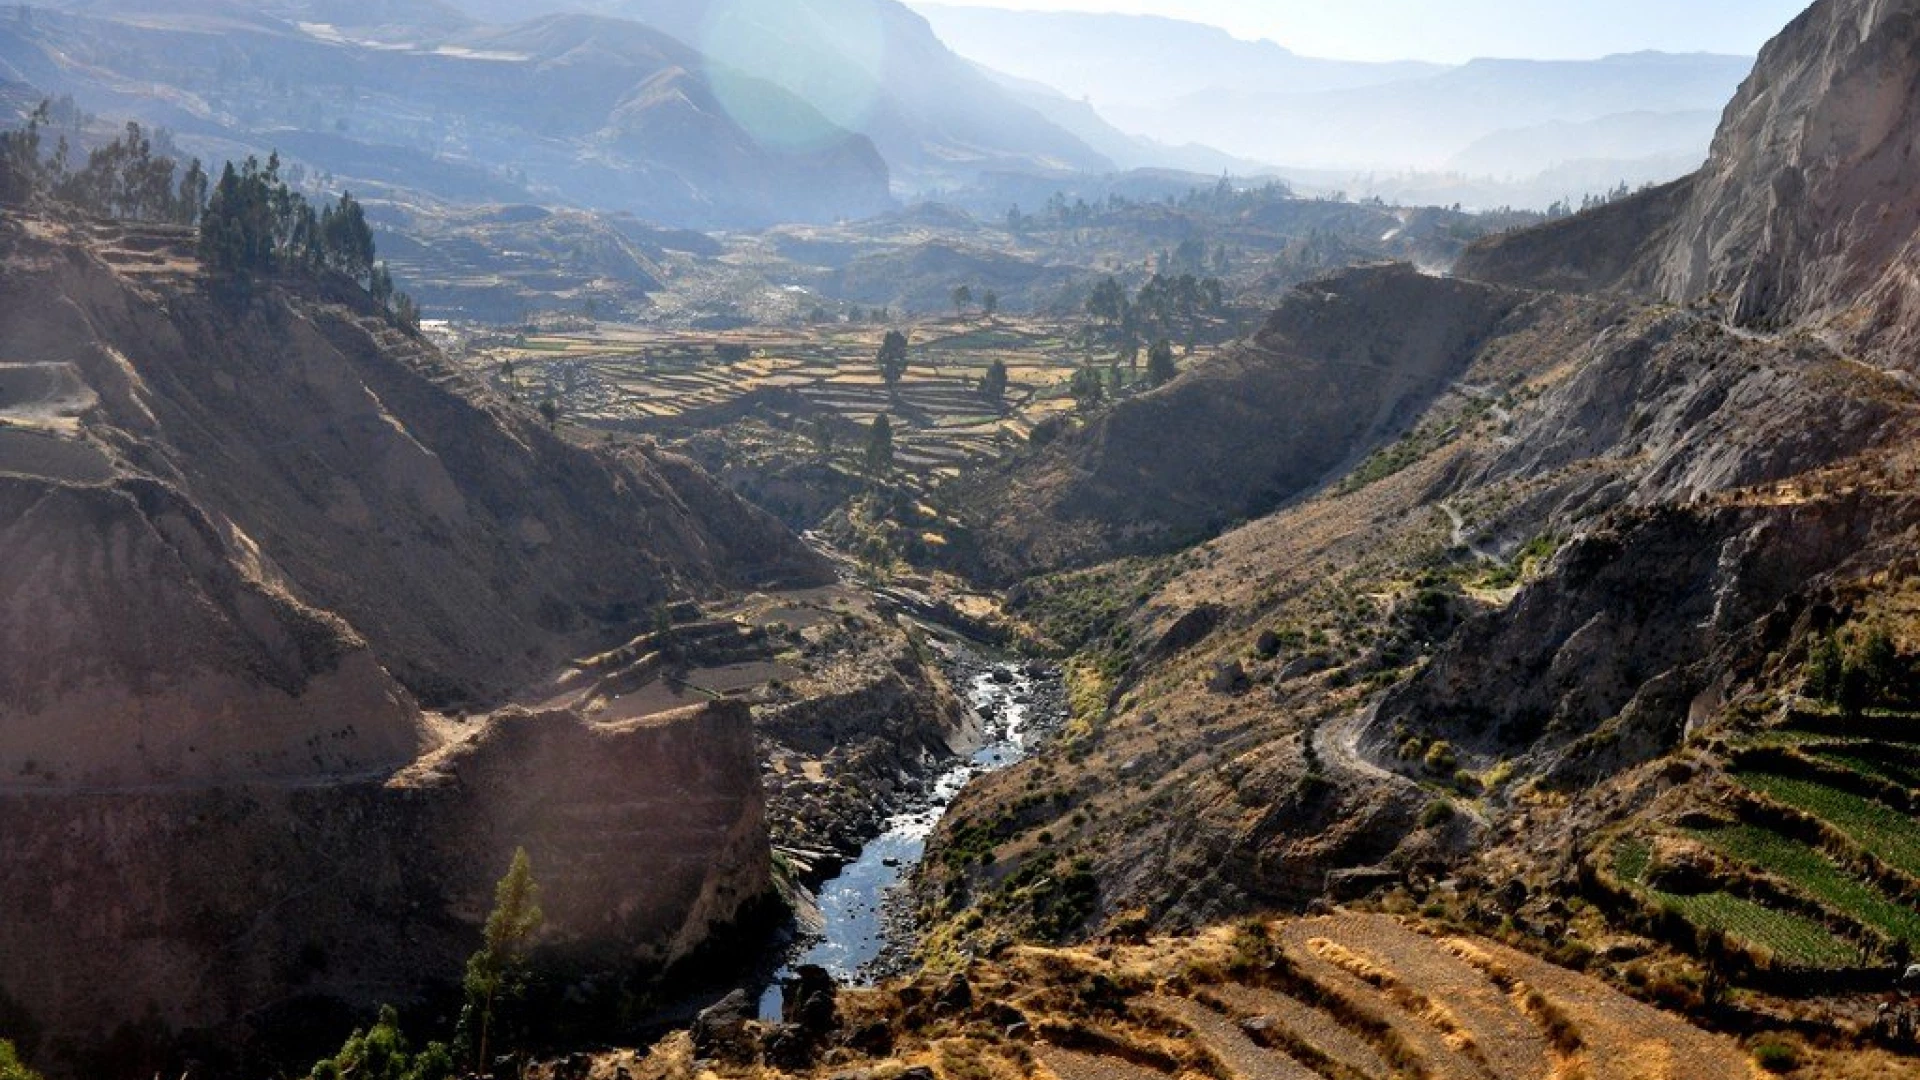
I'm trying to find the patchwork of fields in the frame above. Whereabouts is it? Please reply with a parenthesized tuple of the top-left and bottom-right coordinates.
(467, 318, 1124, 477)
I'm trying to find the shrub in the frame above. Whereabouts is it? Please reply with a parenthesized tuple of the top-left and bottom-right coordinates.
(1420, 799, 1457, 829)
(1751, 1039, 1801, 1074)
(1424, 740, 1459, 775)
(307, 1006, 452, 1080)
(0, 1040, 41, 1080)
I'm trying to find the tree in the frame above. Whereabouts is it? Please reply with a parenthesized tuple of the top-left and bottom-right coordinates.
(0, 1039, 42, 1080)
(537, 396, 560, 431)
(981, 289, 999, 319)
(393, 291, 422, 335)
(1086, 277, 1127, 326)
(951, 284, 973, 318)
(877, 330, 909, 390)
(864, 414, 894, 476)
(460, 848, 544, 1071)
(979, 360, 1008, 405)
(320, 190, 375, 284)
(0, 102, 48, 206)
(175, 158, 208, 225)
(369, 262, 395, 309)
(810, 416, 836, 459)
(1069, 365, 1106, 412)
(307, 1006, 453, 1080)
(1146, 338, 1178, 386)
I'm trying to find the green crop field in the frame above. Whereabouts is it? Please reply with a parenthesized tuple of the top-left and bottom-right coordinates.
(1687, 824, 1920, 947)
(1612, 832, 1861, 968)
(1736, 771, 1920, 878)
(1813, 750, 1920, 791)
(1649, 889, 1860, 969)
(1613, 836, 1651, 884)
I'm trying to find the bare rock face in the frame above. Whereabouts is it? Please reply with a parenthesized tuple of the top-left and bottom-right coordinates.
(1463, 0, 1920, 364)
(1646, 0, 1920, 340)
(0, 702, 770, 1077)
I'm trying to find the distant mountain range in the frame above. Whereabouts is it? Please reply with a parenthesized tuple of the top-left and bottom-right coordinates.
(1, 0, 1765, 224)
(0, 0, 1121, 225)
(436, 0, 1118, 186)
(914, 4, 1755, 197)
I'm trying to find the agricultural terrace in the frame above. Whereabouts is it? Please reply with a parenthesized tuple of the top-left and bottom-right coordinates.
(465, 315, 1164, 478)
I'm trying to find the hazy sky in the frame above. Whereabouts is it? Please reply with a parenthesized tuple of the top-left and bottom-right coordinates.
(918, 1, 1815, 63)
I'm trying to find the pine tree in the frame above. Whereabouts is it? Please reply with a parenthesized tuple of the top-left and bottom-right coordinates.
(1146, 338, 1178, 386)
(459, 848, 544, 1071)
(1069, 365, 1106, 411)
(864, 414, 894, 476)
(980, 360, 1009, 405)
(877, 330, 909, 390)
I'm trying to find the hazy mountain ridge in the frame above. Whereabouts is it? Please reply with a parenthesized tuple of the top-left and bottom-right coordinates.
(915, 5, 1756, 206)
(2, 0, 894, 226)
(914, 4, 1445, 106)
(438, 0, 1118, 187)
(1132, 50, 1756, 172)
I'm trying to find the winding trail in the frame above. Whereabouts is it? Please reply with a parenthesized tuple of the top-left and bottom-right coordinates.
(1438, 501, 1501, 564)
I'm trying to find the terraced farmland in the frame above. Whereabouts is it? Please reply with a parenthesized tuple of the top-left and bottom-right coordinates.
(1607, 836, 1861, 969)
(468, 318, 1124, 477)
(614, 912, 1781, 1080)
(1736, 770, 1920, 878)
(1687, 823, 1920, 948)
(1655, 891, 1859, 968)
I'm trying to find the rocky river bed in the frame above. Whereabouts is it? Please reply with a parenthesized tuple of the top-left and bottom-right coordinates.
(758, 644, 1064, 1017)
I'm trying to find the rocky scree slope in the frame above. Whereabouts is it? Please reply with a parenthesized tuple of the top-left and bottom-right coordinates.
(0, 212, 823, 1075)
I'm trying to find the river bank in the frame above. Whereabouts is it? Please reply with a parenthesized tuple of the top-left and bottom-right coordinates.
(758, 640, 1065, 1017)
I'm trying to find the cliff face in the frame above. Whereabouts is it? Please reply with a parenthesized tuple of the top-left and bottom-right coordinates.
(0, 702, 769, 1077)
(1462, 0, 1920, 364)
(1646, 0, 1920, 340)
(0, 214, 813, 1073)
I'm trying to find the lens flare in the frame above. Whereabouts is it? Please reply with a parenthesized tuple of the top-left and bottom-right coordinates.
(701, 0, 886, 151)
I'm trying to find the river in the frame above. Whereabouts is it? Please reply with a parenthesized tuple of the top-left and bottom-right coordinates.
(758, 650, 1060, 1018)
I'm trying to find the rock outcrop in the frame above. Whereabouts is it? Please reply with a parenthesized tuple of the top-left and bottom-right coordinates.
(1462, 0, 1920, 364)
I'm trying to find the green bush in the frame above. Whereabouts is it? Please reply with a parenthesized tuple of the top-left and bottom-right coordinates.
(307, 1007, 452, 1080)
(1751, 1039, 1801, 1074)
(0, 1040, 40, 1080)
(1420, 799, 1456, 829)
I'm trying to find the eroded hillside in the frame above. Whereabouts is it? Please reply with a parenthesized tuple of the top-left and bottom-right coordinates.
(0, 209, 829, 1076)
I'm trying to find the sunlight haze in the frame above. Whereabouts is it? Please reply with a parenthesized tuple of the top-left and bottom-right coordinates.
(914, 0, 1814, 62)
